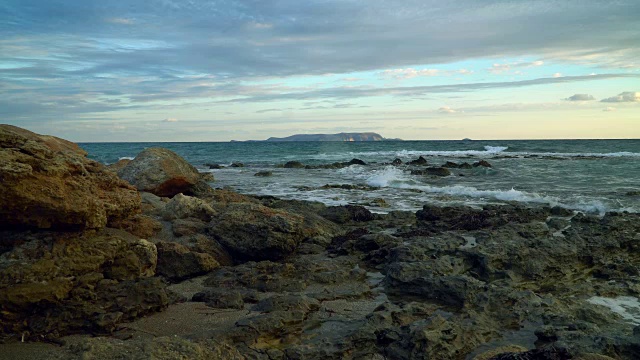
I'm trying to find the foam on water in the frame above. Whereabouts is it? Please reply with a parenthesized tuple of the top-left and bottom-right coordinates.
(587, 296, 640, 325)
(119, 156, 135, 160)
(366, 166, 407, 187)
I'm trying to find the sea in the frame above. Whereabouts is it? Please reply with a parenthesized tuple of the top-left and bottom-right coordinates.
(80, 139, 640, 216)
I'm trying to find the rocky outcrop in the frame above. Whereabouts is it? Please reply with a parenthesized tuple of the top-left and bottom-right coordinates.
(117, 147, 202, 197)
(0, 228, 167, 340)
(209, 203, 307, 261)
(0, 125, 141, 230)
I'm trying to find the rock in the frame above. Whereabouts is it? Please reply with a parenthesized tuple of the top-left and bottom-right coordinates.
(155, 242, 219, 282)
(425, 167, 452, 176)
(192, 289, 244, 309)
(442, 161, 461, 168)
(206, 163, 224, 169)
(171, 218, 207, 237)
(254, 171, 273, 177)
(230, 162, 244, 168)
(348, 158, 367, 166)
(209, 203, 306, 261)
(473, 160, 492, 168)
(253, 294, 320, 313)
(109, 214, 162, 239)
(320, 205, 376, 224)
(161, 193, 216, 221)
(140, 192, 167, 213)
(391, 158, 403, 165)
(408, 156, 428, 165)
(284, 161, 305, 168)
(106, 158, 131, 172)
(0, 228, 167, 339)
(118, 147, 201, 198)
(0, 124, 141, 229)
(624, 190, 640, 196)
(473, 345, 528, 360)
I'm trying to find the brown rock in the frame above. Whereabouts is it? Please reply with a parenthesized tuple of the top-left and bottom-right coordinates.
(0, 125, 141, 229)
(155, 241, 220, 282)
(0, 228, 166, 339)
(110, 214, 162, 239)
(117, 147, 201, 198)
(106, 158, 131, 173)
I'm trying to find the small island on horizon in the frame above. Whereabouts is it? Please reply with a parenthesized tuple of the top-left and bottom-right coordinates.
(235, 132, 402, 142)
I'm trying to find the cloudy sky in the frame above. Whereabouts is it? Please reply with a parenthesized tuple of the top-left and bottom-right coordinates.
(1, 0, 639, 141)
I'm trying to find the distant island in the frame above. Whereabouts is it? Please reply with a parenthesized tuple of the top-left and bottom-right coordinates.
(262, 132, 401, 142)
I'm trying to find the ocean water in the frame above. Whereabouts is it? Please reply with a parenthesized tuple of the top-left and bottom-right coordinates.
(80, 140, 640, 215)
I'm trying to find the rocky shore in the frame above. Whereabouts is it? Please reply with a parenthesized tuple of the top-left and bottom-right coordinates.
(1, 125, 639, 359)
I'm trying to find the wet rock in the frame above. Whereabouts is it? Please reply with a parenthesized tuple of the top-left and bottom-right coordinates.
(473, 160, 493, 168)
(161, 193, 216, 221)
(253, 294, 320, 313)
(425, 167, 452, 176)
(391, 158, 403, 165)
(488, 347, 573, 359)
(118, 147, 201, 198)
(230, 162, 244, 167)
(551, 206, 574, 216)
(206, 163, 224, 169)
(442, 161, 473, 169)
(0, 228, 167, 339)
(155, 241, 219, 282)
(320, 205, 376, 224)
(209, 203, 306, 261)
(625, 190, 640, 196)
(254, 170, 273, 177)
(0, 124, 141, 230)
(284, 161, 306, 168)
(348, 158, 367, 165)
(408, 156, 428, 165)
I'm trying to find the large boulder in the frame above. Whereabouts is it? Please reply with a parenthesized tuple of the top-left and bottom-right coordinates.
(117, 147, 202, 197)
(0, 228, 167, 340)
(209, 203, 306, 261)
(0, 125, 141, 229)
(155, 241, 220, 282)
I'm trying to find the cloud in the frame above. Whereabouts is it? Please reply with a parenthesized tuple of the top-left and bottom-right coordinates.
(603, 107, 617, 112)
(488, 60, 545, 74)
(552, 73, 563, 78)
(438, 106, 459, 114)
(565, 94, 595, 101)
(382, 68, 440, 79)
(601, 91, 640, 102)
(163, 118, 178, 122)
(106, 18, 135, 25)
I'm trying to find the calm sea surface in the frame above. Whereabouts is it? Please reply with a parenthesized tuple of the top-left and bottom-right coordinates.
(80, 140, 640, 215)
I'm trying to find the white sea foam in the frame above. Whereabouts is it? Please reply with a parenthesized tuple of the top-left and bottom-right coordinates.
(587, 296, 640, 325)
(119, 156, 135, 160)
(366, 166, 407, 187)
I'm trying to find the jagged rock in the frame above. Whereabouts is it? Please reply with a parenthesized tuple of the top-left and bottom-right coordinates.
(155, 241, 219, 282)
(161, 193, 216, 221)
(206, 163, 224, 169)
(284, 161, 306, 168)
(171, 218, 207, 237)
(209, 203, 306, 261)
(473, 160, 492, 168)
(391, 158, 403, 165)
(192, 288, 244, 309)
(254, 171, 273, 177)
(0, 228, 166, 340)
(230, 162, 244, 168)
(118, 147, 201, 198)
(0, 124, 141, 229)
(408, 156, 428, 165)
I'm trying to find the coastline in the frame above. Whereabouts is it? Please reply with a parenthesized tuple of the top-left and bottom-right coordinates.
(1, 125, 639, 360)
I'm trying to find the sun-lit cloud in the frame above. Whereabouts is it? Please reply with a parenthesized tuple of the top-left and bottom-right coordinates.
(552, 73, 563, 78)
(601, 91, 640, 102)
(106, 17, 135, 25)
(163, 118, 178, 122)
(438, 106, 459, 114)
(603, 107, 617, 112)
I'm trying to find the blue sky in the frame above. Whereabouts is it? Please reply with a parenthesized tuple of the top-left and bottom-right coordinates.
(1, 0, 639, 141)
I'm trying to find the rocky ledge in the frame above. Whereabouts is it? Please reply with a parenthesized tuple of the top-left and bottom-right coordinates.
(1, 125, 639, 360)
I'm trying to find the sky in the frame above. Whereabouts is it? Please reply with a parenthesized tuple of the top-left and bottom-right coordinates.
(1, 0, 639, 142)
